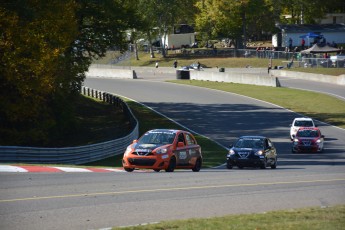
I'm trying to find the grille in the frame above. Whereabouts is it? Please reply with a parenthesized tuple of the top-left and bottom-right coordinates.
(238, 152, 250, 158)
(302, 141, 311, 146)
(133, 151, 153, 156)
(128, 158, 156, 166)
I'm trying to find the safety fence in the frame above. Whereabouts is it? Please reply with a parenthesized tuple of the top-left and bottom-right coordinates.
(0, 87, 139, 164)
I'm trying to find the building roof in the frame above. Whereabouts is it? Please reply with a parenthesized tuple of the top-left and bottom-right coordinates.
(276, 23, 345, 33)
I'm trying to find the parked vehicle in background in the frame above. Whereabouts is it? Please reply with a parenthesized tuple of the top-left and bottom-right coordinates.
(226, 136, 277, 169)
(292, 127, 325, 153)
(330, 54, 345, 68)
(290, 117, 316, 140)
(122, 129, 202, 172)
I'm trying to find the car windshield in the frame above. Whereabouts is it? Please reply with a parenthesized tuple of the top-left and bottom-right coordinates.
(297, 130, 319, 137)
(138, 131, 176, 145)
(234, 138, 264, 149)
(294, 120, 313, 127)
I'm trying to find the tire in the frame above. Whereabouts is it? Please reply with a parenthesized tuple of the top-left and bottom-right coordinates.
(260, 158, 267, 169)
(165, 157, 176, 172)
(154, 169, 161, 172)
(226, 160, 233, 169)
(271, 157, 277, 169)
(238, 165, 244, 169)
(124, 167, 134, 172)
(192, 158, 202, 172)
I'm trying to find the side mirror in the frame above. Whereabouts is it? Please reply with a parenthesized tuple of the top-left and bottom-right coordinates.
(177, 142, 185, 147)
(229, 144, 233, 148)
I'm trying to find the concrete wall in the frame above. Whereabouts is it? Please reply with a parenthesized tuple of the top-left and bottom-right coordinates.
(270, 70, 345, 85)
(86, 65, 136, 79)
(190, 68, 279, 87)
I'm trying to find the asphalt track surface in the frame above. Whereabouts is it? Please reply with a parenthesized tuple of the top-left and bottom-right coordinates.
(1, 72, 344, 230)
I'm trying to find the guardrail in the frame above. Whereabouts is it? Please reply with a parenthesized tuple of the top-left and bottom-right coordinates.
(0, 87, 139, 164)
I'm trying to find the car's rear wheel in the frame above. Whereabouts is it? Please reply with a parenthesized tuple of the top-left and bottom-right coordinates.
(153, 169, 161, 172)
(165, 157, 176, 172)
(226, 160, 233, 169)
(124, 167, 134, 172)
(192, 158, 202, 172)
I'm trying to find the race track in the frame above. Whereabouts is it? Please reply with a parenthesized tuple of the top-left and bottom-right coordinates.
(1, 74, 344, 230)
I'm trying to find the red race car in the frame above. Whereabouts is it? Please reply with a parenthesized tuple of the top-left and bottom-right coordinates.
(122, 129, 202, 172)
(292, 127, 325, 153)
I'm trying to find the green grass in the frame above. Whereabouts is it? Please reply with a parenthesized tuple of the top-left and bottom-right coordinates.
(112, 205, 345, 230)
(168, 80, 345, 129)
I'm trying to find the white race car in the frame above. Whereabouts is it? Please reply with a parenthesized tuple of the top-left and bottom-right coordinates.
(290, 117, 316, 140)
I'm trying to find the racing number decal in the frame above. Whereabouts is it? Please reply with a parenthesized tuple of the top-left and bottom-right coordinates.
(179, 151, 187, 160)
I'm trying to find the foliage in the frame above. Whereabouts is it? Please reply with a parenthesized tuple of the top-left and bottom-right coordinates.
(195, 0, 276, 47)
(0, 0, 136, 146)
(133, 0, 198, 58)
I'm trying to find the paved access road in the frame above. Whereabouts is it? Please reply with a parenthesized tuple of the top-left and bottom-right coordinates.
(1, 74, 344, 230)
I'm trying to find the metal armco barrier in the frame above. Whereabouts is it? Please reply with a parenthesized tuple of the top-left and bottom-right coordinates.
(0, 87, 139, 164)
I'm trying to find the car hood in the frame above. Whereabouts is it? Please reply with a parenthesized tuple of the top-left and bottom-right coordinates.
(133, 143, 164, 152)
(232, 147, 261, 153)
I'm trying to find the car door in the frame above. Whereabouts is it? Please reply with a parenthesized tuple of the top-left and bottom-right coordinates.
(265, 138, 276, 164)
(175, 132, 189, 166)
(184, 133, 201, 164)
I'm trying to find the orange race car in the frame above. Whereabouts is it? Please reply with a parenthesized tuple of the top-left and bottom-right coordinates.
(122, 129, 202, 172)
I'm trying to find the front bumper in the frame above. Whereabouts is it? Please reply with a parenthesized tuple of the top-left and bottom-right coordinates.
(122, 154, 169, 169)
(292, 144, 322, 153)
(227, 155, 265, 167)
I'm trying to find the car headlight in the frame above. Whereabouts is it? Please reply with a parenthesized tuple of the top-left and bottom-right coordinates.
(316, 139, 321, 143)
(255, 150, 264, 156)
(293, 138, 299, 142)
(156, 148, 168, 154)
(228, 149, 235, 156)
(124, 146, 132, 156)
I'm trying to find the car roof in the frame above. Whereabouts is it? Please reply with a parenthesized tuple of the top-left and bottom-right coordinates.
(239, 136, 266, 139)
(293, 117, 313, 121)
(147, 129, 186, 134)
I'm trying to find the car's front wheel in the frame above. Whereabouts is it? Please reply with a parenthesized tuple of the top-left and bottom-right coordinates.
(124, 167, 134, 172)
(260, 158, 267, 169)
(165, 157, 176, 172)
(226, 160, 233, 169)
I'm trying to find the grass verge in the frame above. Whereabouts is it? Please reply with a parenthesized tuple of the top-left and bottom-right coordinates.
(112, 205, 345, 230)
(168, 80, 345, 129)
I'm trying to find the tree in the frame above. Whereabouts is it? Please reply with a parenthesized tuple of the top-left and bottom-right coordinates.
(195, 0, 275, 48)
(0, 0, 78, 145)
(0, 0, 137, 146)
(135, 0, 197, 58)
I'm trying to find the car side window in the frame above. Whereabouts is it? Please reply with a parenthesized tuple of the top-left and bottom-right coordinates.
(185, 134, 196, 145)
(178, 133, 186, 145)
(267, 139, 273, 148)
